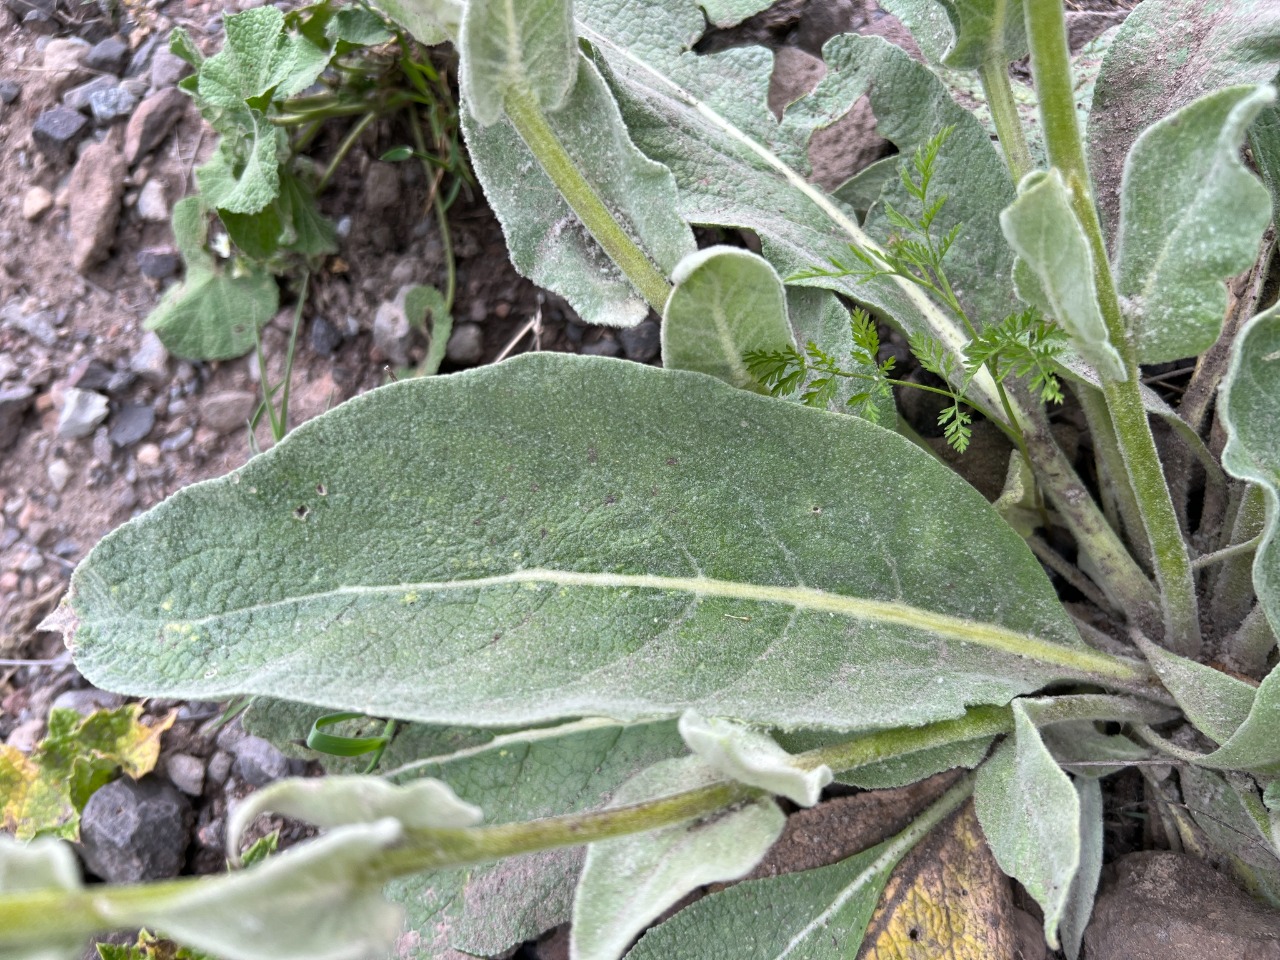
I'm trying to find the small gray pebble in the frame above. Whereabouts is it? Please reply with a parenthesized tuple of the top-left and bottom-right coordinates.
(445, 322, 485, 365)
(164, 753, 205, 796)
(136, 246, 180, 280)
(160, 426, 193, 452)
(0, 80, 21, 105)
(85, 36, 129, 75)
(231, 735, 291, 787)
(619, 319, 661, 363)
(214, 719, 246, 752)
(108, 404, 155, 448)
(50, 687, 123, 716)
(206, 750, 233, 785)
(308, 315, 343, 356)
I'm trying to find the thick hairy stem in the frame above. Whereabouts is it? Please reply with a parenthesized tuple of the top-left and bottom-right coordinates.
(1024, 0, 1199, 656)
(1074, 381, 1153, 572)
(1019, 402, 1161, 622)
(503, 88, 672, 313)
(978, 58, 1033, 184)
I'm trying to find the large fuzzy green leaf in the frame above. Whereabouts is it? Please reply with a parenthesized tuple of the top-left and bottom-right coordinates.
(1059, 778, 1102, 960)
(459, 0, 576, 126)
(625, 776, 974, 960)
(974, 700, 1080, 950)
(460, 51, 694, 327)
(371, 0, 459, 46)
(1220, 301, 1280, 644)
(661, 247, 794, 391)
(58, 354, 1122, 734)
(571, 756, 785, 960)
(243, 701, 689, 958)
(1085, 0, 1280, 234)
(1113, 85, 1275, 363)
(575, 0, 1017, 414)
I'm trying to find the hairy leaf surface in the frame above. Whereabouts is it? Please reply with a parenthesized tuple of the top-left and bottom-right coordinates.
(243, 702, 689, 958)
(1114, 85, 1275, 363)
(576, 0, 1016, 412)
(459, 0, 576, 126)
(1060, 778, 1102, 960)
(974, 700, 1080, 949)
(61, 354, 1108, 733)
(662, 247, 794, 391)
(1001, 169, 1124, 379)
(1086, 0, 1280, 233)
(461, 53, 694, 327)
(146, 198, 278, 360)
(571, 756, 785, 960)
(0, 836, 83, 960)
(1220, 302, 1280, 647)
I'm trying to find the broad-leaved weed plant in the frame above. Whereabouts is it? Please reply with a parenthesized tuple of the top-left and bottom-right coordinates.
(7, 0, 1280, 957)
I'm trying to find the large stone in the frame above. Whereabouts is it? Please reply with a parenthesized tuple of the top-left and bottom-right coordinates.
(57, 388, 109, 439)
(41, 37, 90, 95)
(124, 87, 187, 166)
(619, 318, 661, 363)
(31, 107, 88, 164)
(1085, 852, 1280, 960)
(67, 141, 126, 272)
(78, 777, 192, 882)
(149, 45, 191, 90)
(108, 404, 155, 447)
(136, 246, 181, 280)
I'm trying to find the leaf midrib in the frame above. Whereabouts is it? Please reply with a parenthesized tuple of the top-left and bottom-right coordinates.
(115, 568, 1133, 679)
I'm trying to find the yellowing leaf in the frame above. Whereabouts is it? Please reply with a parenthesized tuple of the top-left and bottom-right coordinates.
(861, 802, 1020, 959)
(0, 704, 175, 841)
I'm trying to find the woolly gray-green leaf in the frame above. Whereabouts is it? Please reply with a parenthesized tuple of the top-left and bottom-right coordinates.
(882, 0, 1027, 69)
(578, 4, 1016, 413)
(1000, 169, 1124, 379)
(661, 246, 794, 391)
(1086, 0, 1280, 234)
(144, 197, 278, 361)
(678, 711, 831, 806)
(1132, 633, 1256, 746)
(1114, 84, 1275, 364)
(461, 52, 694, 327)
(371, 0, 460, 45)
(0, 836, 82, 960)
(1251, 100, 1280, 227)
(626, 777, 973, 960)
(195, 117, 287, 215)
(571, 756, 785, 960)
(1060, 778, 1102, 960)
(111, 822, 406, 960)
(227, 775, 482, 865)
(1182, 766, 1280, 901)
(60, 353, 1121, 735)
(459, 0, 576, 126)
(1221, 302, 1280, 647)
(974, 700, 1080, 950)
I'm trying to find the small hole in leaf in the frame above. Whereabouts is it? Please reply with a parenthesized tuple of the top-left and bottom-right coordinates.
(811, 505, 822, 515)
(294, 505, 310, 520)
(908, 928, 920, 942)
(316, 483, 327, 496)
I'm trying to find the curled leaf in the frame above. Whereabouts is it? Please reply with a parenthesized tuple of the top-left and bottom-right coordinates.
(678, 710, 832, 806)
(227, 775, 482, 865)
